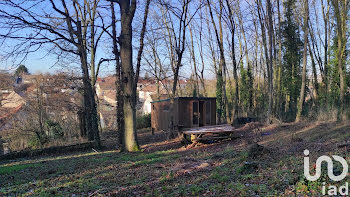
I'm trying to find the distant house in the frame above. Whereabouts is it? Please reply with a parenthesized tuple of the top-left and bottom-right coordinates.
(137, 78, 173, 114)
(0, 103, 25, 137)
(21, 74, 38, 84)
(96, 76, 163, 114)
(138, 85, 158, 114)
(103, 90, 117, 107)
(96, 76, 116, 98)
(1, 91, 25, 108)
(96, 76, 190, 115)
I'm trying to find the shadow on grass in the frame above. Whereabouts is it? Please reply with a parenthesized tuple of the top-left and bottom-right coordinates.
(0, 147, 187, 195)
(1, 121, 350, 196)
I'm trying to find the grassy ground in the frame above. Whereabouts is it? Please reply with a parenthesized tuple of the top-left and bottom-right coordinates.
(1, 121, 350, 196)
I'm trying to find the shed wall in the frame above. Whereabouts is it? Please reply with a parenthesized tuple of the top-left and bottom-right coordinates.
(178, 100, 192, 128)
(151, 100, 171, 131)
(151, 97, 217, 132)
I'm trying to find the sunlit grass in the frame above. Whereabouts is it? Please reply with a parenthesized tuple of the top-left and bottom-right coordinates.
(0, 122, 349, 196)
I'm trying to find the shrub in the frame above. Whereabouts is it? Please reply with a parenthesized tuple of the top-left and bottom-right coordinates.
(45, 120, 63, 139)
(136, 113, 151, 129)
(28, 134, 49, 149)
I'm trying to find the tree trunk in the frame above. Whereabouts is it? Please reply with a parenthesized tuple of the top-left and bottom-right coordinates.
(198, 5, 207, 96)
(257, 0, 272, 123)
(275, 0, 283, 118)
(110, 1, 124, 149)
(225, 0, 239, 121)
(237, 5, 253, 114)
(296, 0, 309, 122)
(207, 0, 230, 123)
(321, 0, 330, 107)
(266, 0, 274, 123)
(308, 41, 319, 105)
(189, 24, 199, 96)
(80, 49, 100, 147)
(332, 0, 347, 120)
(118, 0, 140, 152)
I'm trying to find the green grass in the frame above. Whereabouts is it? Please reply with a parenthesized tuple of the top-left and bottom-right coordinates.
(0, 122, 349, 196)
(0, 163, 39, 175)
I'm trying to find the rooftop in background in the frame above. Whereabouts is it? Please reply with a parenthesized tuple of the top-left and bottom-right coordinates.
(151, 97, 216, 103)
(1, 92, 25, 108)
(96, 76, 116, 90)
(96, 76, 189, 93)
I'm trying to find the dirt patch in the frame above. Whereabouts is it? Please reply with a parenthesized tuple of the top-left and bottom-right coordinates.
(238, 122, 264, 131)
(171, 158, 213, 175)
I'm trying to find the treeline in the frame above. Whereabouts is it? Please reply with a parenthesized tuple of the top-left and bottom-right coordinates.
(141, 0, 349, 123)
(0, 0, 349, 152)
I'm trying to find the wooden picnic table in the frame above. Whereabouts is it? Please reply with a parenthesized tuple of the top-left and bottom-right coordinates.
(181, 124, 237, 143)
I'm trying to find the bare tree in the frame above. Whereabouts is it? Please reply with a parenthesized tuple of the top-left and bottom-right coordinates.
(109, 0, 150, 151)
(109, 1, 124, 148)
(207, 0, 230, 124)
(0, 0, 103, 147)
(223, 0, 239, 120)
(266, 0, 274, 123)
(196, 1, 207, 96)
(256, 0, 272, 122)
(296, 0, 310, 122)
(158, 0, 195, 138)
(331, 0, 348, 120)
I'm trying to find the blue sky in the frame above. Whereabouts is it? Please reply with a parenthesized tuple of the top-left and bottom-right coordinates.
(0, 0, 202, 79)
(0, 0, 116, 76)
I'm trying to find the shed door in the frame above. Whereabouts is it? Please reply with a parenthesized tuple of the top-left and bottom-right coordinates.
(192, 101, 199, 127)
(205, 101, 211, 125)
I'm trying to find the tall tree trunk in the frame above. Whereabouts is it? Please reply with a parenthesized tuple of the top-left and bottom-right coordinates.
(111, 1, 124, 149)
(332, 0, 347, 120)
(198, 4, 207, 96)
(225, 0, 239, 121)
(266, 0, 274, 123)
(189, 24, 199, 96)
(308, 41, 319, 105)
(77, 18, 100, 147)
(322, 0, 330, 106)
(296, 0, 309, 122)
(218, 0, 230, 123)
(257, 0, 272, 123)
(207, 0, 230, 123)
(237, 5, 253, 113)
(118, 0, 139, 152)
(275, 0, 283, 118)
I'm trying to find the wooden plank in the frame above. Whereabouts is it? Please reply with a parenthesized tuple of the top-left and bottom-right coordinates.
(182, 124, 235, 135)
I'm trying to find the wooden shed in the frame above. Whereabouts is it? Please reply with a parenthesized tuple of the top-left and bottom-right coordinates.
(151, 97, 216, 132)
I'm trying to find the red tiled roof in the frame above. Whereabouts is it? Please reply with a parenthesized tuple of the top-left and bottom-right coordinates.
(138, 78, 155, 85)
(0, 104, 24, 127)
(159, 79, 188, 85)
(140, 85, 157, 92)
(26, 84, 36, 93)
(97, 76, 116, 90)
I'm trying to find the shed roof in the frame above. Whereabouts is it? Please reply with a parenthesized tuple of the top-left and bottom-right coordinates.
(151, 97, 216, 103)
